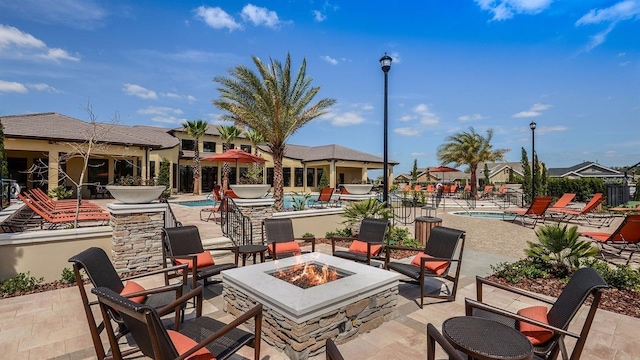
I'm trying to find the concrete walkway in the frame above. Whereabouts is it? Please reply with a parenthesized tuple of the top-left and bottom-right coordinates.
(0, 194, 637, 359)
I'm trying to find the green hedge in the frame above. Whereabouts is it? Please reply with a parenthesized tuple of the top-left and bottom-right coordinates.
(546, 178, 606, 202)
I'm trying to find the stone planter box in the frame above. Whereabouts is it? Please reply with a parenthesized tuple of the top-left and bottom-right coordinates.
(230, 184, 270, 199)
(342, 184, 373, 195)
(106, 185, 165, 204)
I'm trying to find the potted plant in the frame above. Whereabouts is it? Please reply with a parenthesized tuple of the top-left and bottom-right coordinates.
(106, 175, 166, 204)
(230, 165, 270, 199)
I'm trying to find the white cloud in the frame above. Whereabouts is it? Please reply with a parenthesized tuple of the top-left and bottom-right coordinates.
(0, 80, 28, 93)
(161, 92, 196, 102)
(475, 0, 552, 21)
(321, 55, 338, 65)
(27, 83, 60, 93)
(0, 0, 107, 30)
(413, 104, 440, 125)
(512, 103, 552, 118)
(194, 6, 241, 31)
(536, 125, 568, 134)
(137, 106, 183, 116)
(399, 115, 414, 122)
(241, 4, 280, 29)
(410, 152, 428, 157)
(394, 127, 422, 136)
(123, 83, 157, 99)
(150, 116, 186, 124)
(575, 1, 640, 51)
(329, 111, 364, 126)
(458, 113, 487, 121)
(313, 10, 326, 22)
(0, 24, 79, 62)
(620, 61, 631, 66)
(352, 103, 373, 111)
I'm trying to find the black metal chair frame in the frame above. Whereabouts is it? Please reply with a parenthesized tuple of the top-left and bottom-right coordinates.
(69, 247, 188, 360)
(261, 218, 316, 260)
(162, 225, 238, 289)
(331, 218, 390, 265)
(426, 323, 465, 360)
(325, 339, 345, 360)
(92, 285, 263, 360)
(465, 267, 608, 360)
(385, 226, 466, 308)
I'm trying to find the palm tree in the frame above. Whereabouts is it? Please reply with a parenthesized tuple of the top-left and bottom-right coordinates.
(217, 124, 241, 190)
(245, 128, 265, 156)
(436, 127, 509, 197)
(213, 53, 336, 211)
(182, 119, 209, 195)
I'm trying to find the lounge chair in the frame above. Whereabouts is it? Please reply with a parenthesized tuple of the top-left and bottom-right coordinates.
(503, 196, 553, 228)
(580, 214, 640, 264)
(385, 226, 465, 308)
(262, 218, 316, 260)
(413, 184, 422, 192)
(448, 184, 458, 196)
(162, 225, 238, 288)
(17, 193, 110, 228)
(68, 247, 188, 360)
(465, 267, 608, 360)
(310, 187, 336, 208)
(402, 184, 411, 192)
(547, 193, 612, 227)
(426, 323, 465, 360)
(92, 285, 262, 360)
(547, 193, 576, 212)
(480, 185, 494, 198)
(609, 203, 640, 213)
(199, 195, 221, 222)
(331, 218, 389, 265)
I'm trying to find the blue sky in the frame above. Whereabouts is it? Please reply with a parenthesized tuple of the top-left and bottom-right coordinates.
(1, 0, 639, 175)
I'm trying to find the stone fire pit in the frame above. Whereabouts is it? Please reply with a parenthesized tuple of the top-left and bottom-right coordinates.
(222, 252, 399, 359)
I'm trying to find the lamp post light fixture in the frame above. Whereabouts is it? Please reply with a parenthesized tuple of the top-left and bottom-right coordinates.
(380, 53, 392, 206)
(530, 121, 537, 203)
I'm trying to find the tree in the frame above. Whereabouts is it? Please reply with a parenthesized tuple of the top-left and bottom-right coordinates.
(483, 163, 491, 186)
(217, 125, 241, 190)
(411, 159, 418, 183)
(521, 147, 532, 204)
(0, 120, 7, 179)
(436, 127, 508, 197)
(245, 128, 265, 156)
(213, 53, 336, 211)
(182, 119, 209, 195)
(157, 158, 171, 199)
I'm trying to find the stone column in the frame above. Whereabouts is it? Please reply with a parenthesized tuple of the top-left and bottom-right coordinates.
(107, 202, 168, 274)
(234, 198, 275, 244)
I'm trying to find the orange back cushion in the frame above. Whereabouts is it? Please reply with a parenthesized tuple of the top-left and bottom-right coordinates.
(517, 305, 554, 345)
(268, 241, 301, 255)
(167, 330, 214, 360)
(120, 280, 147, 304)
(349, 240, 382, 256)
(410, 253, 449, 275)
(175, 251, 215, 270)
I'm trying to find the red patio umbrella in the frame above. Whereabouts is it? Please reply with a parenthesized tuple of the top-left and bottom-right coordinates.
(201, 149, 267, 190)
(428, 166, 460, 183)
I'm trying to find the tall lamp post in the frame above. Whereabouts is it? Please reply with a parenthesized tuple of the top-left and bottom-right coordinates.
(530, 121, 537, 202)
(380, 53, 392, 206)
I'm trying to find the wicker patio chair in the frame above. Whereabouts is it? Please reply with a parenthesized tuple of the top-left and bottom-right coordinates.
(331, 218, 390, 265)
(92, 286, 262, 360)
(385, 226, 465, 308)
(465, 267, 608, 360)
(426, 323, 465, 360)
(325, 339, 345, 360)
(162, 225, 238, 289)
(261, 217, 316, 260)
(69, 247, 188, 360)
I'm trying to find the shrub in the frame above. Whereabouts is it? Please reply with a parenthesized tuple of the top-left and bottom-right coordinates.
(48, 186, 73, 199)
(61, 267, 76, 283)
(291, 191, 312, 211)
(157, 158, 172, 199)
(0, 272, 43, 295)
(525, 223, 597, 274)
(301, 232, 315, 238)
(341, 198, 391, 227)
(326, 227, 352, 239)
(387, 226, 420, 248)
(582, 258, 640, 291)
(491, 260, 549, 284)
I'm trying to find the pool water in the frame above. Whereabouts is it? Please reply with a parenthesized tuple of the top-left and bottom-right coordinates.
(450, 211, 517, 220)
(174, 195, 314, 209)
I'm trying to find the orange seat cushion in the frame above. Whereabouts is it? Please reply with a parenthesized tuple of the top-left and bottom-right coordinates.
(120, 280, 147, 304)
(167, 330, 215, 360)
(517, 305, 554, 345)
(175, 251, 215, 270)
(268, 241, 301, 255)
(410, 253, 450, 275)
(349, 240, 382, 256)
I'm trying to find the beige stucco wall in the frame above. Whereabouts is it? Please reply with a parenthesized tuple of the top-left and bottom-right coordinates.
(0, 227, 112, 282)
(273, 209, 345, 238)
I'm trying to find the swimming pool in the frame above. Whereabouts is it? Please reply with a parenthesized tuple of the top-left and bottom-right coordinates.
(450, 211, 517, 220)
(174, 195, 315, 209)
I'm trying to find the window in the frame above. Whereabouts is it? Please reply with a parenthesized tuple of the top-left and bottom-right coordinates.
(222, 143, 235, 152)
(203, 141, 216, 152)
(181, 139, 195, 151)
(240, 145, 252, 154)
(87, 159, 109, 184)
(283, 167, 291, 187)
(306, 168, 315, 187)
(149, 161, 156, 179)
(316, 168, 324, 186)
(294, 168, 304, 187)
(267, 168, 274, 185)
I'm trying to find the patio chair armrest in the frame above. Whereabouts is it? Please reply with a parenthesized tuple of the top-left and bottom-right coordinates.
(475, 276, 555, 305)
(427, 323, 465, 360)
(464, 298, 578, 339)
(158, 285, 204, 320)
(123, 263, 189, 281)
(119, 283, 185, 302)
(421, 255, 458, 263)
(180, 304, 263, 360)
(384, 245, 422, 264)
(296, 237, 316, 252)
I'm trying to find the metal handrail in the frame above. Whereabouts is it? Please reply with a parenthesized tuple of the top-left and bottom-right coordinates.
(219, 198, 253, 246)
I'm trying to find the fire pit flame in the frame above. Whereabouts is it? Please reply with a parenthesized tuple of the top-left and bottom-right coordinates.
(270, 261, 350, 289)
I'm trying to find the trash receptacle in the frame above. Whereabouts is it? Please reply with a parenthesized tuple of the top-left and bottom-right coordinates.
(415, 216, 442, 246)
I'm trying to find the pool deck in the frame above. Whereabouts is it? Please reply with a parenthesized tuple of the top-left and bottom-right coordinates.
(0, 194, 638, 359)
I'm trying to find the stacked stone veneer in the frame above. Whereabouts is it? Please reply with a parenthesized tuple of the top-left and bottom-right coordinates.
(234, 201, 274, 243)
(224, 283, 398, 360)
(108, 203, 167, 274)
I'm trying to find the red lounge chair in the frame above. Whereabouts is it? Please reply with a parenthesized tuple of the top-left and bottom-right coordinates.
(609, 203, 640, 213)
(426, 184, 436, 194)
(548, 193, 612, 227)
(310, 187, 336, 208)
(18, 193, 109, 228)
(580, 214, 640, 264)
(413, 185, 422, 192)
(504, 196, 553, 228)
(547, 193, 576, 212)
(480, 185, 494, 198)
